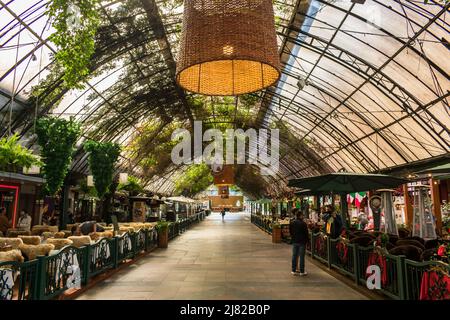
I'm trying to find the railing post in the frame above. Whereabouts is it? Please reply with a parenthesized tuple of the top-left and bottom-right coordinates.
(83, 245, 91, 285)
(144, 229, 149, 252)
(132, 233, 138, 258)
(112, 237, 119, 269)
(35, 256, 47, 300)
(397, 255, 406, 300)
(353, 244, 359, 285)
(326, 236, 331, 269)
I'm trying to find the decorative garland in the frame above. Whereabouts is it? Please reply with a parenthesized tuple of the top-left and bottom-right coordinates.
(47, 0, 100, 89)
(84, 140, 121, 199)
(36, 117, 81, 196)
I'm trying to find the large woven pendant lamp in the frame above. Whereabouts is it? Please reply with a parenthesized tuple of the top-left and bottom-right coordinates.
(176, 0, 281, 96)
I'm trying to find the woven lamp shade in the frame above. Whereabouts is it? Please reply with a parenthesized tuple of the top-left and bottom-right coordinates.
(176, 0, 281, 96)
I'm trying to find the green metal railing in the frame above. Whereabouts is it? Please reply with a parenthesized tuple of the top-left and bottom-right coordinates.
(251, 217, 448, 300)
(251, 214, 272, 234)
(0, 259, 38, 300)
(0, 211, 205, 300)
(38, 245, 86, 300)
(88, 237, 115, 278)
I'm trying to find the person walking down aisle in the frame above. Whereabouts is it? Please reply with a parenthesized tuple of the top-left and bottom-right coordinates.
(221, 208, 226, 221)
(289, 209, 309, 276)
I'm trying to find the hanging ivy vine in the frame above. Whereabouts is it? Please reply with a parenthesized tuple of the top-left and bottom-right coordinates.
(47, 0, 100, 89)
(84, 140, 121, 199)
(174, 163, 213, 197)
(36, 117, 81, 196)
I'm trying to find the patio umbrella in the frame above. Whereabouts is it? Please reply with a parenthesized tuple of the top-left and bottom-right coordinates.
(288, 172, 409, 193)
(416, 163, 450, 175)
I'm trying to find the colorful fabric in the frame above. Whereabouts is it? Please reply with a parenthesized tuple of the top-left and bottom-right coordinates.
(326, 217, 333, 234)
(347, 193, 355, 204)
(419, 270, 450, 300)
(336, 242, 348, 264)
(355, 192, 366, 208)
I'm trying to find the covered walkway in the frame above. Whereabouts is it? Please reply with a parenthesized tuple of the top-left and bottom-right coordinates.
(77, 213, 368, 300)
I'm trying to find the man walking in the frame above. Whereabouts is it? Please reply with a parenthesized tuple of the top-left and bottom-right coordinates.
(289, 209, 309, 276)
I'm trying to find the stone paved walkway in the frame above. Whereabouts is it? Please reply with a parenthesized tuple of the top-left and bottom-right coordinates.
(77, 212, 368, 300)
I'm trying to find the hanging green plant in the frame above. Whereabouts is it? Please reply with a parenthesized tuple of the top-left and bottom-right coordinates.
(84, 140, 121, 199)
(36, 117, 81, 196)
(47, 0, 100, 89)
(0, 133, 42, 172)
(117, 175, 144, 194)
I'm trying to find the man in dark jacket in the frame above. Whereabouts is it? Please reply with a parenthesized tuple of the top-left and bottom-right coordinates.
(289, 210, 309, 276)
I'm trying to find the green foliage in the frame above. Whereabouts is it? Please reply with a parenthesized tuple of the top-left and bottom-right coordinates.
(47, 0, 100, 89)
(78, 178, 98, 198)
(84, 140, 121, 199)
(36, 117, 81, 196)
(188, 95, 259, 132)
(229, 185, 241, 192)
(174, 163, 213, 197)
(0, 133, 42, 172)
(235, 164, 268, 199)
(117, 175, 144, 193)
(155, 220, 170, 232)
(129, 120, 184, 177)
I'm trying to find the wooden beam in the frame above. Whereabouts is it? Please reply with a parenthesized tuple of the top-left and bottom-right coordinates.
(403, 184, 413, 229)
(430, 178, 442, 236)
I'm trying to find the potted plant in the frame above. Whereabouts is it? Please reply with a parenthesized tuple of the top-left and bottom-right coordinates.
(156, 221, 170, 248)
(272, 222, 282, 243)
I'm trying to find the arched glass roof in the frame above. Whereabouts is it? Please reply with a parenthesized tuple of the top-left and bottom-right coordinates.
(0, 0, 449, 198)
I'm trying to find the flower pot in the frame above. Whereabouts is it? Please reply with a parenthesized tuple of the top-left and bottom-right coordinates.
(272, 228, 282, 243)
(158, 229, 169, 248)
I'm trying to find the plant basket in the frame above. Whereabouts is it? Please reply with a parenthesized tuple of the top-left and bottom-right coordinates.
(157, 228, 169, 248)
(272, 226, 282, 243)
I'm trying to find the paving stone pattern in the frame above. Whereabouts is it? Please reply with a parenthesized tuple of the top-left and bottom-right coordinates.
(77, 213, 368, 300)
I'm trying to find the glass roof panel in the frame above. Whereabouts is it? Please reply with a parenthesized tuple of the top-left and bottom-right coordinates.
(0, 0, 448, 196)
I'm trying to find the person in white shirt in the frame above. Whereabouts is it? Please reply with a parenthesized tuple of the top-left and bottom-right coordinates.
(17, 210, 32, 231)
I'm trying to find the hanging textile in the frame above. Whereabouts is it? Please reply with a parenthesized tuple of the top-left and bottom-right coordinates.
(419, 270, 450, 300)
(336, 239, 349, 264)
(347, 193, 355, 204)
(355, 192, 366, 208)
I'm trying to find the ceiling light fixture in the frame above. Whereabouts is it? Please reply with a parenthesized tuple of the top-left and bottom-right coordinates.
(176, 0, 281, 96)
